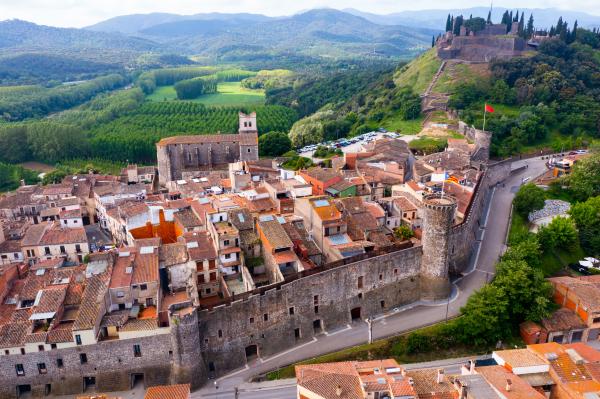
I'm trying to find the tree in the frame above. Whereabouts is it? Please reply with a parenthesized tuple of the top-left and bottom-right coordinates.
(501, 236, 542, 270)
(393, 225, 414, 241)
(513, 183, 546, 217)
(487, 10, 492, 24)
(537, 216, 578, 251)
(570, 196, 600, 255)
(258, 132, 292, 157)
(453, 15, 464, 35)
(463, 17, 487, 34)
(518, 12, 525, 38)
(432, 36, 435, 47)
(526, 14, 535, 38)
(446, 14, 453, 32)
(568, 151, 600, 200)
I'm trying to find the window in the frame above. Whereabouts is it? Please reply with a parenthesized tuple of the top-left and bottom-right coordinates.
(289, 307, 295, 315)
(205, 288, 211, 294)
(50, 344, 57, 350)
(15, 364, 24, 376)
(380, 300, 386, 308)
(249, 317, 254, 324)
(140, 284, 147, 291)
(313, 295, 319, 305)
(263, 313, 269, 322)
(394, 269, 398, 275)
(75, 335, 82, 345)
(224, 239, 230, 246)
(593, 317, 600, 324)
(224, 253, 231, 260)
(4, 349, 8, 355)
(358, 293, 363, 299)
(294, 328, 300, 339)
(75, 244, 81, 253)
(209, 272, 216, 282)
(379, 274, 383, 281)
(358, 276, 364, 289)
(38, 363, 47, 374)
(20, 348, 25, 355)
(59, 246, 66, 254)
(218, 329, 223, 338)
(57, 358, 63, 368)
(63, 220, 68, 225)
(79, 353, 87, 364)
(314, 305, 319, 314)
(247, 148, 251, 153)
(38, 345, 44, 352)
(208, 362, 215, 372)
(133, 344, 142, 358)
(116, 291, 125, 298)
(44, 247, 51, 255)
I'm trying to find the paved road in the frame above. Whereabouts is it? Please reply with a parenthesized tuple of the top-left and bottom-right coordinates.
(194, 157, 549, 398)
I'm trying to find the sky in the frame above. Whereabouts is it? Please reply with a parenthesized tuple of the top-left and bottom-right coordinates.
(1, 0, 599, 28)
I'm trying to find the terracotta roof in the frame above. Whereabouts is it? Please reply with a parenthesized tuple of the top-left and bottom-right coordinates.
(118, 201, 149, 219)
(33, 286, 67, 315)
(302, 168, 341, 183)
(174, 208, 202, 228)
(407, 368, 457, 399)
(273, 250, 298, 265)
(228, 208, 254, 231)
(296, 362, 364, 399)
(181, 232, 217, 261)
(548, 276, 600, 311)
(120, 317, 158, 332)
(144, 384, 190, 399)
(132, 250, 159, 285)
(59, 208, 82, 219)
(477, 365, 545, 399)
(73, 275, 107, 331)
(259, 220, 293, 250)
(564, 343, 600, 363)
(0, 321, 29, 347)
(157, 133, 258, 147)
(21, 222, 51, 246)
(393, 197, 418, 211)
(110, 252, 134, 289)
(495, 348, 547, 368)
(159, 243, 189, 267)
(42, 185, 73, 196)
(39, 225, 87, 245)
(541, 308, 587, 332)
(47, 321, 75, 344)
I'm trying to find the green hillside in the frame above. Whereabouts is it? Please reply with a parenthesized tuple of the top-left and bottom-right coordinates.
(393, 49, 441, 94)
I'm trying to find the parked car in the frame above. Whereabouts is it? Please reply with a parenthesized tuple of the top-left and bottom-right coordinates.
(569, 263, 592, 275)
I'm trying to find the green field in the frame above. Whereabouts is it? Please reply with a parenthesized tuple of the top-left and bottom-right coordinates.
(146, 82, 265, 106)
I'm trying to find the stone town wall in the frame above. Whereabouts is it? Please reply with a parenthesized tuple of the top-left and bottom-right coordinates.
(438, 36, 525, 62)
(0, 308, 206, 399)
(0, 333, 173, 399)
(197, 246, 423, 377)
(448, 161, 512, 273)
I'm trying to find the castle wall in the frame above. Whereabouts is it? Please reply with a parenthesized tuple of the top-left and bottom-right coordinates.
(438, 36, 525, 62)
(0, 332, 174, 399)
(197, 246, 423, 376)
(448, 161, 511, 273)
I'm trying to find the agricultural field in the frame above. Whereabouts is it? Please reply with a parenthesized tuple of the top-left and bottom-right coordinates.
(147, 82, 265, 106)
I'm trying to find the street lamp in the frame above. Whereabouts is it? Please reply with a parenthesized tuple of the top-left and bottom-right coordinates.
(214, 381, 219, 399)
(365, 317, 373, 344)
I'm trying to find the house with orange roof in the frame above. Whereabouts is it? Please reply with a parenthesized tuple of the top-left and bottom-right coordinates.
(298, 168, 343, 196)
(257, 217, 302, 282)
(296, 359, 416, 399)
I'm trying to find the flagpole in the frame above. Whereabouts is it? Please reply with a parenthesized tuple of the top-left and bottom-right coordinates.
(483, 103, 487, 132)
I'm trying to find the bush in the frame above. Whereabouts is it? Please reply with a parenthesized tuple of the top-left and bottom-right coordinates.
(513, 183, 545, 217)
(258, 132, 292, 157)
(405, 332, 431, 354)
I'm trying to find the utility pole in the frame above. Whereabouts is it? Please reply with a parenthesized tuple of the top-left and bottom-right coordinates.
(365, 317, 373, 344)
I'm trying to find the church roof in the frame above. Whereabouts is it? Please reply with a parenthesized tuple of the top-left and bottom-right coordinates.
(156, 133, 258, 147)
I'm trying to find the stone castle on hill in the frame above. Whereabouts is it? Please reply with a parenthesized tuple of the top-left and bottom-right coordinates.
(157, 112, 259, 185)
(437, 21, 528, 62)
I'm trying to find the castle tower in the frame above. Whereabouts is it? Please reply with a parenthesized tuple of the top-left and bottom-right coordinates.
(169, 304, 207, 389)
(239, 112, 257, 134)
(420, 194, 457, 300)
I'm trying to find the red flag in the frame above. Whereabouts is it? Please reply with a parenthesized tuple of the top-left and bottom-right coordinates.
(485, 103, 495, 113)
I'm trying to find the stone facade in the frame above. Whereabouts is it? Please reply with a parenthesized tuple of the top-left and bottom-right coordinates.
(420, 194, 456, 300)
(0, 306, 205, 399)
(157, 113, 259, 185)
(438, 35, 526, 62)
(197, 246, 422, 376)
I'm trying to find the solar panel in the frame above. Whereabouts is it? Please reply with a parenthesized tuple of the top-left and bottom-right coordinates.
(276, 216, 286, 224)
(259, 215, 274, 222)
(186, 242, 199, 249)
(238, 214, 245, 223)
(314, 199, 330, 208)
(140, 246, 154, 254)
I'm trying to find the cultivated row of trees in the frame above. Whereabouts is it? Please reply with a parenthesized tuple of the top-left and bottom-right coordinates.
(173, 69, 257, 100)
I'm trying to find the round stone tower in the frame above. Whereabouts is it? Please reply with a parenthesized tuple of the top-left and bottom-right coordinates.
(420, 193, 457, 300)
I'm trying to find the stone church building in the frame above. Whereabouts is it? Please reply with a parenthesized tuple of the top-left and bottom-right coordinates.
(157, 112, 259, 185)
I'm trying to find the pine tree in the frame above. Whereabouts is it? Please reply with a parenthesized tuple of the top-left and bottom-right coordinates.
(526, 14, 534, 39)
(571, 20, 578, 43)
(446, 14, 452, 32)
(453, 15, 464, 36)
(556, 17, 564, 35)
(501, 10, 509, 26)
(550, 25, 556, 37)
(432, 35, 435, 47)
(487, 10, 492, 24)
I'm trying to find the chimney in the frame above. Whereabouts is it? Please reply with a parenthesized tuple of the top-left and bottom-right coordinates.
(469, 359, 475, 374)
(336, 385, 343, 396)
(401, 368, 407, 377)
(437, 369, 445, 384)
(20, 179, 25, 187)
(506, 379, 512, 392)
(460, 384, 468, 399)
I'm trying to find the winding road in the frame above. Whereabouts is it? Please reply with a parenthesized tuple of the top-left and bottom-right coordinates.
(194, 156, 549, 399)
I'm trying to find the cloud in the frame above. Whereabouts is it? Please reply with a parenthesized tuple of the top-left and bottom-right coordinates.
(0, 0, 598, 28)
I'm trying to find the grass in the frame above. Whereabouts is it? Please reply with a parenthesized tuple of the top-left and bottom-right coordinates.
(381, 114, 424, 134)
(394, 49, 442, 95)
(507, 212, 529, 246)
(57, 158, 128, 175)
(409, 137, 447, 155)
(429, 110, 456, 125)
(266, 321, 523, 380)
(433, 63, 490, 94)
(146, 82, 265, 106)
